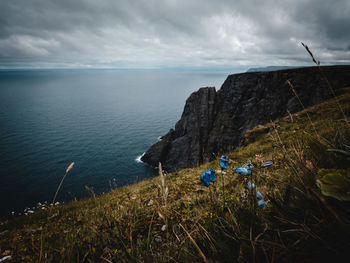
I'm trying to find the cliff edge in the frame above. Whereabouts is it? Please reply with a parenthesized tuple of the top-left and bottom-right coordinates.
(142, 66, 350, 172)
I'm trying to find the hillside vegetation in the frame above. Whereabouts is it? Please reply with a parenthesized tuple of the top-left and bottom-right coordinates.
(1, 88, 350, 262)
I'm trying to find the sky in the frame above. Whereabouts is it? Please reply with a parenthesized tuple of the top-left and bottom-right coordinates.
(0, 0, 349, 69)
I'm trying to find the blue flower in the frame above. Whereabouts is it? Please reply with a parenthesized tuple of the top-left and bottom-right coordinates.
(235, 162, 254, 176)
(235, 167, 252, 176)
(219, 155, 229, 170)
(247, 181, 255, 190)
(242, 163, 254, 169)
(200, 168, 216, 187)
(256, 190, 263, 200)
(261, 161, 273, 168)
(257, 199, 266, 208)
(256, 190, 266, 208)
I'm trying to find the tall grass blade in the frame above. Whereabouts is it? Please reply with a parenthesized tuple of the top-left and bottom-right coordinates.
(52, 162, 74, 204)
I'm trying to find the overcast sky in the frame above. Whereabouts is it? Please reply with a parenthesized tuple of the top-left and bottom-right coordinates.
(0, 0, 349, 69)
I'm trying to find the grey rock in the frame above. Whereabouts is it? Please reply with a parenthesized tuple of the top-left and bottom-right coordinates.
(142, 66, 350, 172)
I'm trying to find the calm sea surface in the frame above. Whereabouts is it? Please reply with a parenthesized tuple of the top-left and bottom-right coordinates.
(0, 69, 231, 218)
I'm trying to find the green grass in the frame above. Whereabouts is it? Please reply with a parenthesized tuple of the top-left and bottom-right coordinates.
(1, 89, 350, 262)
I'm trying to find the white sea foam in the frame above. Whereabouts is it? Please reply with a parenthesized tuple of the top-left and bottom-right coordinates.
(135, 152, 146, 163)
(157, 136, 162, 141)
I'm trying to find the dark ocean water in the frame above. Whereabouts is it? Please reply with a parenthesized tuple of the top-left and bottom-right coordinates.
(0, 69, 231, 218)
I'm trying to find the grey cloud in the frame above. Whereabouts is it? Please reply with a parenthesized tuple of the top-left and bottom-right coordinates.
(0, 0, 349, 68)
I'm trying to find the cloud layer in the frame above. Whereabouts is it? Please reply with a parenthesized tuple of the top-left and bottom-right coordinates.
(0, 0, 349, 68)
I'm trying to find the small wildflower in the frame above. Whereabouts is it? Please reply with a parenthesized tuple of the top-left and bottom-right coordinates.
(255, 154, 264, 164)
(305, 160, 314, 170)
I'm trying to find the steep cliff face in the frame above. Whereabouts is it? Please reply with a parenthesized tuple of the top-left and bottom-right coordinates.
(141, 66, 350, 172)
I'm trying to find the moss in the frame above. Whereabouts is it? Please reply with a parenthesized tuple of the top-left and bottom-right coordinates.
(316, 169, 350, 201)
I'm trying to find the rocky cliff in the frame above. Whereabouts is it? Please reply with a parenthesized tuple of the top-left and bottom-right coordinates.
(141, 66, 350, 172)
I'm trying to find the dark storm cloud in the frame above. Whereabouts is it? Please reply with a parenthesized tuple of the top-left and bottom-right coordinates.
(0, 0, 349, 68)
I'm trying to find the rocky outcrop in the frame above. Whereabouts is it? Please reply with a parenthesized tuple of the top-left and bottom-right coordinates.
(141, 66, 350, 172)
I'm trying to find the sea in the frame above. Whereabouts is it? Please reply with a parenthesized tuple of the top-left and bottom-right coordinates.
(0, 68, 235, 218)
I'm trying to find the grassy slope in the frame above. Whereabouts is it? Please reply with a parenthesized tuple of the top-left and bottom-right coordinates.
(1, 89, 350, 263)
